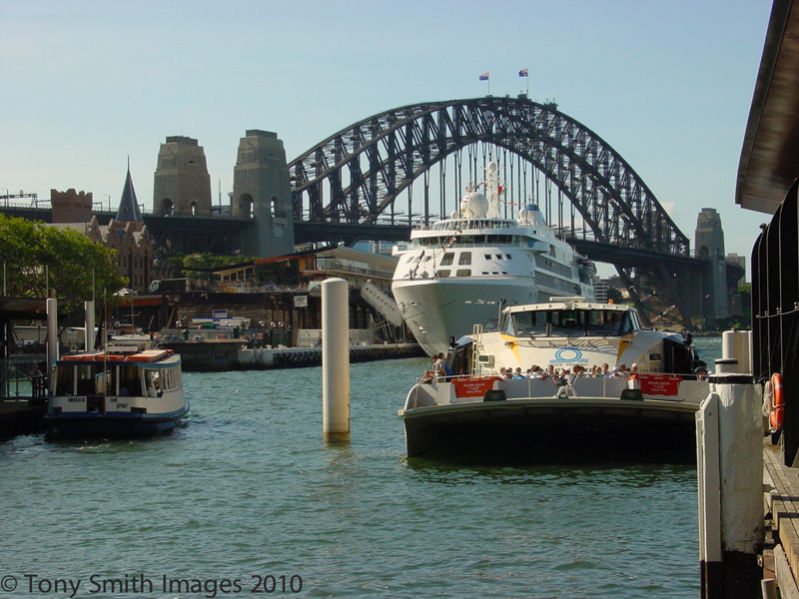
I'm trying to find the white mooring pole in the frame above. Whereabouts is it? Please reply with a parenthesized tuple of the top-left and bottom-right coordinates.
(84, 300, 95, 351)
(321, 277, 350, 442)
(696, 356, 762, 598)
(46, 298, 58, 366)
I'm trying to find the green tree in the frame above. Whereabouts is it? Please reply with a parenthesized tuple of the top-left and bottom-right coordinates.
(177, 252, 257, 280)
(0, 214, 125, 312)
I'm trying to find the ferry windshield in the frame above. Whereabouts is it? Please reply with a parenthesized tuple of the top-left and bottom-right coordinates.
(506, 308, 637, 337)
(53, 363, 144, 396)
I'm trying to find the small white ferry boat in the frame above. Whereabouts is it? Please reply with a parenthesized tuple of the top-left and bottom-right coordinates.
(391, 161, 595, 357)
(399, 297, 709, 459)
(46, 347, 189, 438)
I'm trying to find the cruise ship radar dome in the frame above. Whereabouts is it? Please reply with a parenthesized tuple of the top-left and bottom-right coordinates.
(460, 189, 489, 218)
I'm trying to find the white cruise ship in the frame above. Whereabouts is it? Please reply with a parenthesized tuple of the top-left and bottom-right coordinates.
(391, 161, 595, 356)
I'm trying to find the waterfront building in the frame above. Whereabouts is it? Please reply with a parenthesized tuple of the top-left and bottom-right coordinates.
(50, 169, 159, 292)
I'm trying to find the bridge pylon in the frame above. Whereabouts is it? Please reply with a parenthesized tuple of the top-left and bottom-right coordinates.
(233, 130, 295, 257)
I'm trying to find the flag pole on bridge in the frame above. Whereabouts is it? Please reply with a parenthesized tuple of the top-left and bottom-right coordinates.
(479, 72, 490, 95)
(519, 67, 529, 96)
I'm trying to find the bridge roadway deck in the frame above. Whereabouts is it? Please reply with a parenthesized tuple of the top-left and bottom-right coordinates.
(2, 205, 746, 285)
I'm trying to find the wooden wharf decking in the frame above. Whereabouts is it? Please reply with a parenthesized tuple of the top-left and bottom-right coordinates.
(0, 399, 46, 437)
(763, 440, 799, 598)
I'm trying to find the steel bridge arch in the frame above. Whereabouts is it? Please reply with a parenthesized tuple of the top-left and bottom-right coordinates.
(289, 96, 689, 257)
(289, 97, 696, 327)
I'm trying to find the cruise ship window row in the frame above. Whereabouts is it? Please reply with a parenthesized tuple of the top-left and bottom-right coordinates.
(536, 271, 584, 294)
(535, 255, 574, 278)
(438, 269, 515, 278)
(429, 219, 516, 231)
(414, 234, 536, 247)
(437, 251, 513, 267)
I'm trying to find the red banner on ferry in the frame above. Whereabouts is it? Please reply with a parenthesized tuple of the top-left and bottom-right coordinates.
(452, 376, 500, 398)
(637, 374, 682, 396)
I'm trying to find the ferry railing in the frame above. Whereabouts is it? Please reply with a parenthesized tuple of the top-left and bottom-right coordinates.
(409, 369, 709, 408)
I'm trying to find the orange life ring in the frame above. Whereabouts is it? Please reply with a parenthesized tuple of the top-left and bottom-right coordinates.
(770, 373, 785, 432)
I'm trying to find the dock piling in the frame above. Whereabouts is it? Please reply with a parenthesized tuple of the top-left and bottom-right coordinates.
(321, 277, 350, 442)
(46, 298, 57, 366)
(696, 360, 763, 598)
(84, 300, 95, 351)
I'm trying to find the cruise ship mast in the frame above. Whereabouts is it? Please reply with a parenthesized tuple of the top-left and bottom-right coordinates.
(484, 161, 500, 219)
(463, 160, 502, 220)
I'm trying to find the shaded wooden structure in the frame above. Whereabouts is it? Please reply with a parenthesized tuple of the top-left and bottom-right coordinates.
(738, 0, 799, 467)
(0, 297, 49, 437)
(735, 0, 799, 597)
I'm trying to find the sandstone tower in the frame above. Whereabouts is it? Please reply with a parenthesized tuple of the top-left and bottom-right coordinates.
(51, 188, 93, 223)
(232, 130, 295, 257)
(153, 136, 212, 217)
(695, 207, 729, 322)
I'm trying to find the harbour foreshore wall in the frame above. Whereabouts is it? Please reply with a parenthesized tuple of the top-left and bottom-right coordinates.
(238, 343, 425, 371)
(158, 340, 424, 372)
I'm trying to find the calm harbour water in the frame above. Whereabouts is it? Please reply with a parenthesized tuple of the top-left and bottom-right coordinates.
(0, 337, 722, 599)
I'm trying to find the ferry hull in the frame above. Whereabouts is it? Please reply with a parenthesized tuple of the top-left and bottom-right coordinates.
(401, 398, 697, 462)
(45, 403, 190, 438)
(400, 373, 709, 463)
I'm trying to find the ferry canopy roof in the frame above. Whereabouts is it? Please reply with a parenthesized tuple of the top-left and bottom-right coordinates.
(737, 0, 799, 214)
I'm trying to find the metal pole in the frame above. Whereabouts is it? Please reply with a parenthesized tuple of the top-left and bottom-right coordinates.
(439, 159, 446, 219)
(47, 298, 58, 366)
(423, 169, 430, 227)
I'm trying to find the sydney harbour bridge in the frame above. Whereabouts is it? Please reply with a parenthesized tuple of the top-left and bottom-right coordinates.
(288, 96, 722, 329)
(4, 96, 737, 329)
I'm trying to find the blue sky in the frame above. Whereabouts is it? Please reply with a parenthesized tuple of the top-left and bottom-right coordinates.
(1, 0, 773, 274)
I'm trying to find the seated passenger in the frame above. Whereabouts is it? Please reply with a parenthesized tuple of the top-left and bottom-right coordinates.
(433, 353, 449, 381)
